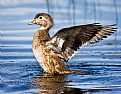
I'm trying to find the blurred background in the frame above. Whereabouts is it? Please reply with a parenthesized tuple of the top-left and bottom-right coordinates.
(1, 0, 121, 94)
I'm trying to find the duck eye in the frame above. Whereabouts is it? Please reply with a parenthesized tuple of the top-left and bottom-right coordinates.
(39, 16, 43, 19)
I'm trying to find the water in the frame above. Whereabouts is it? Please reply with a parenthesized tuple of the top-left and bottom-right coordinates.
(0, 0, 121, 94)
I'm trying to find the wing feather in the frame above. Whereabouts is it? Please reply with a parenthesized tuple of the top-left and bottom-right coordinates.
(47, 23, 117, 61)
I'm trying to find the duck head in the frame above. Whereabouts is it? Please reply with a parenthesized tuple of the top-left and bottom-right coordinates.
(28, 13, 54, 30)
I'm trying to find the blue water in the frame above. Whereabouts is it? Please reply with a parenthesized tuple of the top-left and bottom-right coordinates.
(1, 0, 121, 94)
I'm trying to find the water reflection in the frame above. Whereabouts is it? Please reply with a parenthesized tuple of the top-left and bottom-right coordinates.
(32, 74, 68, 94)
(32, 74, 107, 94)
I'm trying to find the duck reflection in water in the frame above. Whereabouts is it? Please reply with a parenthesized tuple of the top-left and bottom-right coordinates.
(32, 74, 68, 94)
(32, 74, 104, 94)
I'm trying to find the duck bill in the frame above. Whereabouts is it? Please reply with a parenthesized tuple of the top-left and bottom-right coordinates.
(28, 19, 36, 25)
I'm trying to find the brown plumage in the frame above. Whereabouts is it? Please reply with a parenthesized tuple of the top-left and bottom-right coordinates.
(28, 13, 117, 75)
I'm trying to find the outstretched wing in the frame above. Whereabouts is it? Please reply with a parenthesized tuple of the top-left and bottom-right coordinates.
(46, 23, 117, 62)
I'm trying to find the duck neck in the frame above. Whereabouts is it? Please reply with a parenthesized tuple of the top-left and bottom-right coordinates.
(32, 29, 50, 49)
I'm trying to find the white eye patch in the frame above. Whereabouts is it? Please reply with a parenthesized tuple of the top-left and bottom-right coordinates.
(38, 16, 46, 20)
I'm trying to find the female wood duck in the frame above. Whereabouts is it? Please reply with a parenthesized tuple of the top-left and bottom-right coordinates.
(28, 13, 116, 75)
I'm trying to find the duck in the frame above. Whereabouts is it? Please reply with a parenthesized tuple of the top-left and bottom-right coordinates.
(28, 13, 116, 75)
